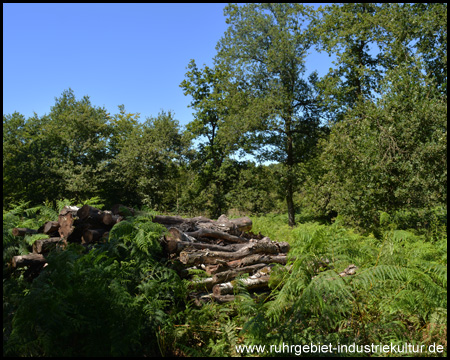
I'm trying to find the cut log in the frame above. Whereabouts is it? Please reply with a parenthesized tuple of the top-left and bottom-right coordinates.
(163, 239, 247, 255)
(12, 228, 38, 237)
(163, 228, 248, 254)
(179, 239, 290, 266)
(82, 228, 108, 244)
(58, 211, 74, 240)
(166, 227, 196, 243)
(189, 277, 215, 290)
(60, 205, 80, 217)
(185, 228, 249, 244)
(226, 254, 288, 268)
(12, 253, 46, 269)
(77, 205, 115, 226)
(212, 263, 268, 284)
(152, 215, 252, 234)
(215, 214, 252, 233)
(212, 274, 271, 296)
(42, 221, 60, 235)
(212, 294, 236, 304)
(33, 237, 64, 254)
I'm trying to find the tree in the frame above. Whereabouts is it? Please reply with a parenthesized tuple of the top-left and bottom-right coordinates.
(314, 63, 446, 229)
(180, 60, 241, 218)
(306, 3, 447, 228)
(113, 110, 186, 210)
(215, 3, 323, 226)
(313, 3, 447, 123)
(312, 3, 383, 123)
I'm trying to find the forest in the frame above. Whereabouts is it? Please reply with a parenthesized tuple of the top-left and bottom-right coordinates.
(3, 3, 447, 357)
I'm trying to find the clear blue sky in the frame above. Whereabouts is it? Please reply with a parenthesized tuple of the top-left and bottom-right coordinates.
(3, 3, 334, 127)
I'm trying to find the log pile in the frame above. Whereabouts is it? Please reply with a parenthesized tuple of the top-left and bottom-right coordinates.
(9, 204, 131, 279)
(154, 214, 290, 305)
(9, 206, 358, 303)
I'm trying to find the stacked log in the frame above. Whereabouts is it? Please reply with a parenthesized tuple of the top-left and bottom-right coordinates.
(10, 204, 126, 278)
(10, 208, 294, 302)
(157, 214, 290, 305)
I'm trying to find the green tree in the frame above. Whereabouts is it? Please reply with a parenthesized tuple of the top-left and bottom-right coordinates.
(113, 110, 186, 211)
(180, 60, 241, 218)
(312, 3, 383, 123)
(314, 63, 446, 229)
(215, 3, 323, 226)
(43, 88, 113, 202)
(313, 3, 447, 123)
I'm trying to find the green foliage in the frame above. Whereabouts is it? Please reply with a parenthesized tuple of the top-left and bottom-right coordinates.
(243, 217, 447, 356)
(3, 208, 187, 356)
(3, 206, 447, 356)
(111, 110, 187, 210)
(3, 2, 447, 356)
(215, 3, 326, 226)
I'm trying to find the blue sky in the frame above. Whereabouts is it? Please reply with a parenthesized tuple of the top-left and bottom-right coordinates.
(3, 3, 335, 127)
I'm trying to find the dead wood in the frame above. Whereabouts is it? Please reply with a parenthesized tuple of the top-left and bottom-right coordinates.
(179, 239, 290, 266)
(212, 274, 271, 296)
(12, 228, 38, 237)
(42, 221, 60, 235)
(12, 253, 47, 269)
(185, 228, 249, 244)
(32, 237, 64, 254)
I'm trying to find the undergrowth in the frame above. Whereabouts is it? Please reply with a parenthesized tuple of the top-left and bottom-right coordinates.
(3, 201, 447, 356)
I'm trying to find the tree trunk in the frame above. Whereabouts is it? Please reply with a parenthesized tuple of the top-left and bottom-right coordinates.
(212, 274, 271, 296)
(212, 263, 268, 284)
(179, 239, 289, 266)
(164, 237, 247, 255)
(226, 253, 288, 268)
(82, 228, 108, 244)
(33, 237, 64, 254)
(42, 221, 60, 235)
(285, 116, 296, 227)
(11, 253, 46, 268)
(186, 228, 249, 244)
(12, 228, 38, 237)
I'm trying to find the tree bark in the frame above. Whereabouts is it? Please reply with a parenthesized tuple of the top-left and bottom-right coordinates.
(179, 240, 289, 266)
(226, 253, 288, 268)
(212, 274, 271, 296)
(164, 238, 247, 255)
(12, 253, 46, 269)
(12, 228, 38, 237)
(42, 221, 60, 235)
(58, 211, 74, 240)
(212, 263, 268, 284)
(82, 228, 108, 244)
(186, 228, 250, 244)
(32, 237, 64, 254)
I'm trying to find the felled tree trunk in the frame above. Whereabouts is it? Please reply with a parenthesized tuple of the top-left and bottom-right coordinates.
(152, 214, 252, 235)
(12, 253, 46, 269)
(12, 228, 38, 237)
(179, 239, 290, 266)
(82, 228, 108, 244)
(58, 210, 75, 241)
(77, 205, 119, 226)
(32, 237, 64, 254)
(185, 228, 249, 244)
(42, 221, 60, 235)
(212, 274, 271, 296)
